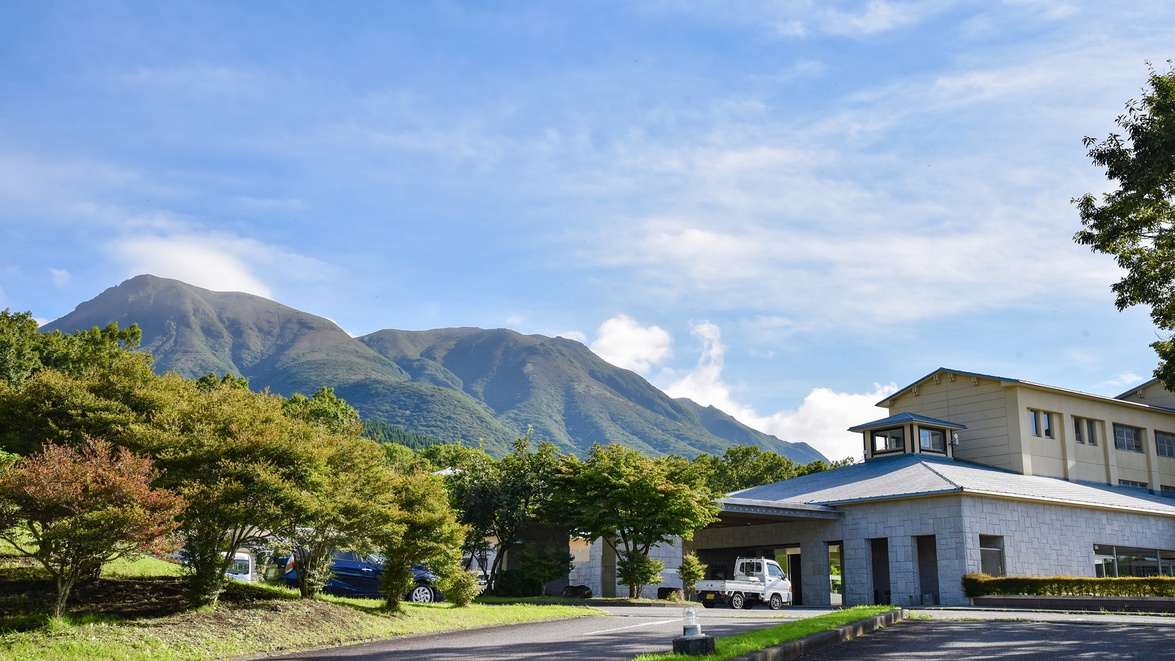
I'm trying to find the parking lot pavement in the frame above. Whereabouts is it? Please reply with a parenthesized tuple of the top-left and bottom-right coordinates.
(798, 613, 1175, 660)
(798, 620, 1175, 660)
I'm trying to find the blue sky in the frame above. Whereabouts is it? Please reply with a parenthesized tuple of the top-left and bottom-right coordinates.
(1, 1, 1171, 460)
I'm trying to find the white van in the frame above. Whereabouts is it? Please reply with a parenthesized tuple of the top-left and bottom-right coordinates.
(226, 550, 255, 582)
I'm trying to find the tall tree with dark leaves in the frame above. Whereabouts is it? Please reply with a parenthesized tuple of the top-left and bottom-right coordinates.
(1075, 63, 1175, 388)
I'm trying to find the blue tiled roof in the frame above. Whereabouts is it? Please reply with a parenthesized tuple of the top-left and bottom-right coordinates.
(847, 411, 966, 433)
(725, 453, 1175, 517)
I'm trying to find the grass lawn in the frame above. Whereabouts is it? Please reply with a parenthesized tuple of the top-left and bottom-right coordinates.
(634, 605, 898, 661)
(0, 553, 597, 661)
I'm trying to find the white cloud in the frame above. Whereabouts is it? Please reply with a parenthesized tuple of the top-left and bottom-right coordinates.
(113, 233, 273, 297)
(590, 315, 673, 373)
(819, 1, 931, 37)
(664, 321, 896, 461)
(110, 229, 333, 299)
(751, 385, 898, 462)
(1097, 372, 1147, 391)
(49, 269, 70, 288)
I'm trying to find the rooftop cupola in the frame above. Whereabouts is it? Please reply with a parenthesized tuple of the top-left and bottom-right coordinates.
(849, 412, 966, 462)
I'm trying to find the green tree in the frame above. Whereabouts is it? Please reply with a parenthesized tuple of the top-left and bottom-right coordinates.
(516, 543, 574, 596)
(0, 352, 161, 456)
(418, 442, 492, 473)
(283, 387, 361, 435)
(38, 322, 144, 377)
(142, 378, 325, 607)
(446, 436, 560, 593)
(195, 372, 249, 391)
(276, 433, 397, 599)
(0, 309, 43, 388)
(677, 552, 707, 597)
(553, 444, 719, 597)
(377, 471, 467, 611)
(1075, 62, 1175, 388)
(0, 439, 184, 618)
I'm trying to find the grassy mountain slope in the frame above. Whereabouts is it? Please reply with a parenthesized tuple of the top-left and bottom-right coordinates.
(43, 275, 826, 461)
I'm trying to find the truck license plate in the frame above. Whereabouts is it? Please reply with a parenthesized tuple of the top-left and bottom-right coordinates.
(705, 593, 713, 600)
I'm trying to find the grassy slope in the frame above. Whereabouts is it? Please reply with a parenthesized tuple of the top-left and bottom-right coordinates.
(0, 554, 595, 661)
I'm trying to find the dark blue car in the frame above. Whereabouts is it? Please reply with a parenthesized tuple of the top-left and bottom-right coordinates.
(282, 550, 441, 602)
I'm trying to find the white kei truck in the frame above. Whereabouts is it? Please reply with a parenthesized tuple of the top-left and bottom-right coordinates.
(694, 557, 793, 610)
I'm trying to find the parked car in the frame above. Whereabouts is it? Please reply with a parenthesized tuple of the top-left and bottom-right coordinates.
(280, 550, 442, 602)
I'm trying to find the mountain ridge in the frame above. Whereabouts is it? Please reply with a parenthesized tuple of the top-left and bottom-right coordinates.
(43, 275, 826, 462)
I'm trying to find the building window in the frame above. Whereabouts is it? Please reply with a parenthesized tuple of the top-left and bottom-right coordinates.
(919, 427, 946, 453)
(1095, 544, 1175, 577)
(872, 427, 905, 454)
(1029, 409, 1054, 438)
(1074, 417, 1099, 445)
(1161, 485, 1175, 498)
(1157, 431, 1175, 458)
(1113, 424, 1145, 453)
(1119, 479, 1148, 490)
(979, 535, 1005, 577)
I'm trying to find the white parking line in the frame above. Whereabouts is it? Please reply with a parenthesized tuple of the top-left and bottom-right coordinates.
(583, 619, 680, 636)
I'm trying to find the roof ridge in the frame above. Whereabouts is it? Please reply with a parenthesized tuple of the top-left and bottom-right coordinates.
(918, 457, 964, 490)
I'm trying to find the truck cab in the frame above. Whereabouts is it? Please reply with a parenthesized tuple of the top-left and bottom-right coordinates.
(695, 557, 792, 610)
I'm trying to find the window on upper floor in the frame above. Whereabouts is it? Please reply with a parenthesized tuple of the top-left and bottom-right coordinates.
(872, 427, 905, 454)
(1119, 479, 1148, 490)
(1156, 431, 1175, 458)
(1029, 409, 1054, 438)
(1074, 417, 1099, 446)
(1113, 423, 1145, 453)
(1161, 485, 1175, 498)
(919, 427, 946, 453)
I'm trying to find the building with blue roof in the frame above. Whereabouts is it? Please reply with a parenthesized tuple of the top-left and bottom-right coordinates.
(684, 368, 1175, 608)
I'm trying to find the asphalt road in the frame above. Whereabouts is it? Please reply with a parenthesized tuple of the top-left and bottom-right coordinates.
(269, 606, 1175, 660)
(272, 604, 820, 660)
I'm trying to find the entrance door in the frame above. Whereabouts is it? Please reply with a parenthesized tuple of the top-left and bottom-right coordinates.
(916, 535, 939, 605)
(782, 549, 802, 606)
(870, 538, 891, 605)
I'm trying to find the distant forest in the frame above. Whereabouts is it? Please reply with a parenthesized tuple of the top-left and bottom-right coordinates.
(362, 419, 445, 450)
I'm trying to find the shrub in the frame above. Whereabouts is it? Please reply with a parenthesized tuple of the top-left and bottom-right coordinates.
(442, 570, 483, 607)
(963, 573, 1175, 599)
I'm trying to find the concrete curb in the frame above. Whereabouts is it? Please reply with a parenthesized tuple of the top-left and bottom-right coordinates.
(727, 608, 905, 661)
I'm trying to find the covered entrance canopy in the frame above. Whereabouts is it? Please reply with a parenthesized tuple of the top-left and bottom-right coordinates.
(711, 497, 841, 527)
(694, 498, 843, 607)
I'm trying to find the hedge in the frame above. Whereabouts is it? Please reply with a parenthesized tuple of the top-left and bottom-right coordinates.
(962, 573, 1175, 599)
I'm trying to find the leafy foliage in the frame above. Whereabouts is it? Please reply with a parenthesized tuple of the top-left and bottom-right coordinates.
(677, 552, 707, 594)
(516, 543, 574, 596)
(446, 436, 559, 593)
(553, 444, 718, 597)
(0, 439, 184, 618)
(277, 433, 396, 599)
(1074, 62, 1175, 387)
(692, 445, 852, 494)
(140, 378, 328, 607)
(0, 309, 143, 390)
(963, 573, 1175, 598)
(282, 386, 361, 435)
(376, 471, 467, 611)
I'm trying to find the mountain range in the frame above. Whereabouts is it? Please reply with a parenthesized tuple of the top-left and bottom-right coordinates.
(43, 275, 825, 462)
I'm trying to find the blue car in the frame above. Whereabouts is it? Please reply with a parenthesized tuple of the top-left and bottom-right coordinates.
(282, 550, 441, 602)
